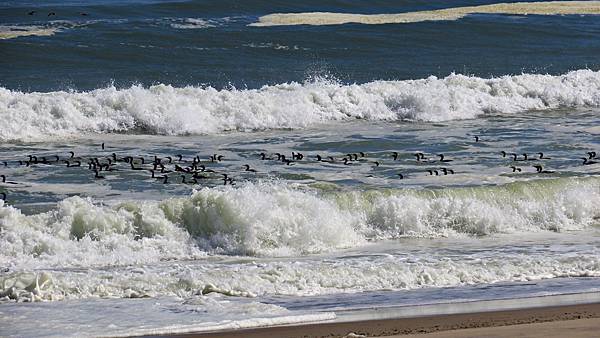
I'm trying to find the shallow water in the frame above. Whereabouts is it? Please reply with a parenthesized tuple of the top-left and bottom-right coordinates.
(1, 0, 600, 336)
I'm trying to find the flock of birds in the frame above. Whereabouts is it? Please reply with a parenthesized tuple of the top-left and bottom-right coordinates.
(0, 138, 598, 203)
(26, 11, 89, 17)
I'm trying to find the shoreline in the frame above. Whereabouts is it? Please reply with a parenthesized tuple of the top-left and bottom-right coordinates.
(140, 292, 600, 338)
(155, 302, 600, 338)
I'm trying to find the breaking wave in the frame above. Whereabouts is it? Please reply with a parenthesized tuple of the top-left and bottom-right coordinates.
(2, 69, 600, 141)
(1, 177, 599, 267)
(1, 177, 600, 301)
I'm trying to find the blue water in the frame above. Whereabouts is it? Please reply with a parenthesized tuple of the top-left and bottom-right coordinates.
(1, 1, 600, 336)
(2, 0, 600, 91)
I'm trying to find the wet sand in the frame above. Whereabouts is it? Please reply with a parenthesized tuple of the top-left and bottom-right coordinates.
(156, 302, 600, 338)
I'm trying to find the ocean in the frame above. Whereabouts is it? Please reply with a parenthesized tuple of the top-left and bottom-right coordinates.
(1, 0, 600, 336)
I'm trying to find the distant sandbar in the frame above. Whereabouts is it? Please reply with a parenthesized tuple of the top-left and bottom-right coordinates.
(251, 1, 600, 26)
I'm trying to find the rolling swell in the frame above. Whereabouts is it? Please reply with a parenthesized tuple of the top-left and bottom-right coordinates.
(2, 69, 600, 141)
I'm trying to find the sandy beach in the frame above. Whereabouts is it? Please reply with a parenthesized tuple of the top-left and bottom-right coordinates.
(159, 302, 600, 338)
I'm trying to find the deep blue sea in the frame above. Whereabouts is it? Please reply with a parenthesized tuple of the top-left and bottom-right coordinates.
(1, 1, 600, 336)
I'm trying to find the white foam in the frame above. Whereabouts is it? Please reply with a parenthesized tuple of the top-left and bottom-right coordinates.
(0, 295, 335, 337)
(170, 18, 216, 29)
(0, 177, 598, 272)
(2, 236, 599, 302)
(0, 25, 59, 40)
(3, 69, 600, 141)
(252, 1, 600, 26)
(1, 178, 599, 302)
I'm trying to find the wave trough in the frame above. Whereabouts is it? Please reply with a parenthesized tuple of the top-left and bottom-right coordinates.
(2, 69, 600, 141)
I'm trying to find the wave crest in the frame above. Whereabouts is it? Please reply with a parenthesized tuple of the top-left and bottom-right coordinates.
(1, 177, 599, 270)
(2, 69, 600, 141)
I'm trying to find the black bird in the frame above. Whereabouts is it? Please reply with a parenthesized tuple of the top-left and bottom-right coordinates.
(588, 151, 597, 159)
(510, 153, 522, 161)
(538, 152, 551, 160)
(582, 158, 598, 165)
(392, 152, 399, 161)
(509, 166, 522, 173)
(397, 173, 404, 179)
(28, 11, 36, 15)
(533, 165, 554, 174)
(181, 175, 197, 185)
(48, 12, 55, 16)
(210, 154, 224, 162)
(260, 153, 270, 160)
(65, 160, 81, 167)
(242, 164, 257, 172)
(316, 154, 323, 162)
(474, 136, 480, 142)
(28, 155, 38, 164)
(80, 12, 89, 16)
(522, 153, 537, 161)
(198, 164, 215, 173)
(414, 153, 426, 162)
(501, 151, 508, 158)
(372, 161, 380, 167)
(93, 169, 105, 179)
(438, 154, 452, 162)
(101, 143, 105, 150)
(440, 168, 454, 175)
(174, 164, 187, 172)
